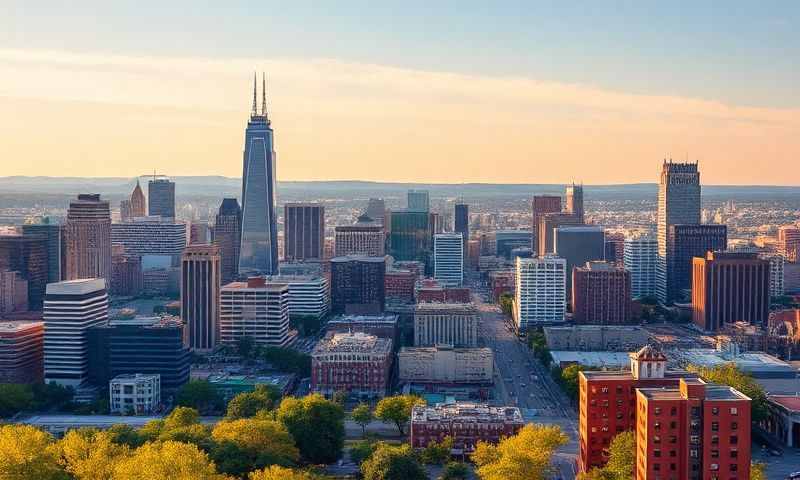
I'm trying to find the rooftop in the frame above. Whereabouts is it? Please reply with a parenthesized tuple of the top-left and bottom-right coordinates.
(769, 395, 800, 413)
(330, 255, 387, 263)
(313, 332, 392, 354)
(414, 302, 477, 313)
(45, 278, 106, 295)
(327, 314, 398, 324)
(674, 349, 797, 379)
(412, 402, 524, 424)
(550, 351, 630, 368)
(0, 320, 44, 333)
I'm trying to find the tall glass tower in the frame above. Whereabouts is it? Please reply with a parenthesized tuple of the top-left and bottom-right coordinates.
(239, 74, 278, 275)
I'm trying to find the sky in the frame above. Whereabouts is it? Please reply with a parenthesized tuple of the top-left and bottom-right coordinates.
(0, 1, 798, 185)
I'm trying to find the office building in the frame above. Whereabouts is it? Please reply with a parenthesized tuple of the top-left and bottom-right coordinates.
(514, 256, 567, 328)
(335, 215, 385, 257)
(532, 195, 562, 254)
(214, 198, 242, 285)
(778, 225, 800, 263)
(181, 245, 221, 351)
(572, 261, 632, 325)
(109, 373, 161, 415)
(330, 255, 386, 314)
(665, 224, 727, 302)
(398, 346, 493, 384)
(189, 222, 210, 245)
(566, 183, 584, 223)
(311, 332, 393, 399)
(365, 198, 386, 225)
(538, 212, 582, 256)
(0, 321, 44, 383)
(111, 218, 187, 261)
(692, 251, 770, 331)
(264, 274, 329, 319)
(384, 269, 417, 303)
(389, 211, 432, 267)
(434, 233, 463, 287)
(0, 233, 48, 309)
(326, 314, 399, 344)
(129, 179, 147, 218)
(147, 178, 176, 219)
(656, 161, 702, 303)
(410, 403, 524, 454)
(492, 230, 532, 259)
(88, 316, 190, 392)
(416, 278, 471, 304)
(624, 233, 658, 299)
(454, 203, 469, 250)
(554, 226, 605, 298)
(220, 277, 290, 346)
(604, 231, 625, 265)
(110, 250, 143, 296)
(64, 194, 112, 283)
(43, 279, 109, 387)
(239, 74, 279, 275)
(120, 199, 132, 223)
(414, 302, 479, 347)
(763, 253, 784, 298)
(407, 189, 430, 213)
(0, 271, 28, 314)
(284, 203, 325, 261)
(22, 220, 62, 284)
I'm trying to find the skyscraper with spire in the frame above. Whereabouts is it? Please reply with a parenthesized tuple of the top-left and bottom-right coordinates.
(239, 73, 279, 275)
(130, 179, 146, 218)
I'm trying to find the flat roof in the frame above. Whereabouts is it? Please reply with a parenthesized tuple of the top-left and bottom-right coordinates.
(221, 281, 289, 291)
(676, 349, 797, 379)
(46, 278, 106, 295)
(769, 395, 800, 413)
(330, 255, 386, 263)
(550, 351, 630, 368)
(0, 320, 44, 332)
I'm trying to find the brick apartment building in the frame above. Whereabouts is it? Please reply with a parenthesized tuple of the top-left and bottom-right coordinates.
(385, 269, 416, 303)
(311, 332, 393, 399)
(572, 261, 632, 325)
(410, 403, 524, 454)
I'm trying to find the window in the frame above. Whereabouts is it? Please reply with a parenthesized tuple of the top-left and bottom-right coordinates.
(730, 464, 738, 472)
(730, 450, 738, 459)
(655, 407, 662, 415)
(670, 407, 677, 416)
(690, 449, 698, 458)
(730, 435, 738, 445)
(710, 463, 718, 471)
(711, 450, 719, 458)
(730, 407, 738, 415)
(711, 422, 719, 432)
(731, 422, 738, 430)
(654, 436, 661, 444)
(654, 464, 660, 471)
(654, 450, 661, 458)
(711, 435, 719, 445)
(711, 407, 719, 415)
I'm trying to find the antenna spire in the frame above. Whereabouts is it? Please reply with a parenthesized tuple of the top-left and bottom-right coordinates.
(251, 72, 258, 116)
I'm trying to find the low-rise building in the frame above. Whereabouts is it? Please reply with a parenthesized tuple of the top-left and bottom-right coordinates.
(398, 346, 493, 384)
(326, 314, 399, 345)
(201, 373, 296, 401)
(311, 332, 393, 399)
(385, 269, 416, 304)
(416, 278, 471, 303)
(410, 403, 524, 454)
(109, 373, 161, 415)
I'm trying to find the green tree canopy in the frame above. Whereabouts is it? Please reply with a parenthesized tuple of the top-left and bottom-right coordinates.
(360, 443, 427, 480)
(0, 383, 34, 418)
(276, 394, 345, 464)
(258, 347, 312, 377)
(351, 403, 374, 438)
(0, 424, 66, 480)
(226, 385, 281, 420)
(175, 380, 225, 415)
(212, 418, 299, 471)
(374, 395, 424, 436)
(249, 465, 330, 480)
(419, 436, 453, 465)
(439, 462, 470, 480)
(472, 423, 568, 480)
(349, 440, 378, 466)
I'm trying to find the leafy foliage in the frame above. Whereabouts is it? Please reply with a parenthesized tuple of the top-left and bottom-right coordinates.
(527, 330, 551, 364)
(349, 440, 378, 466)
(0, 424, 66, 480)
(258, 346, 312, 377)
(419, 436, 453, 465)
(249, 465, 330, 480)
(750, 462, 767, 480)
(351, 403, 374, 437)
(212, 418, 299, 470)
(175, 380, 225, 415)
(276, 394, 345, 464)
(111, 440, 226, 480)
(290, 314, 326, 337)
(439, 462, 470, 480)
(360, 443, 427, 480)
(551, 364, 598, 401)
(0, 382, 75, 418)
(687, 362, 768, 422)
(0, 383, 34, 417)
(55, 428, 129, 480)
(374, 395, 425, 436)
(226, 385, 281, 420)
(498, 293, 513, 317)
(576, 431, 634, 480)
(472, 423, 568, 480)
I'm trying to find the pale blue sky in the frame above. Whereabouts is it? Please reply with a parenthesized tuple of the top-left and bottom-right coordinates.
(3, 1, 798, 108)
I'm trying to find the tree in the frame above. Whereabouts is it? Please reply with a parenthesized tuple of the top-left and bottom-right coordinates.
(158, 424, 215, 453)
(439, 462, 470, 480)
(237, 336, 257, 359)
(31, 382, 74, 411)
(175, 380, 225, 414)
(111, 440, 226, 480)
(576, 469, 615, 480)
(226, 385, 280, 420)
(498, 294, 513, 317)
(0, 424, 66, 480)
(211, 418, 299, 474)
(603, 431, 635, 479)
(249, 465, 329, 480)
(0, 383, 34, 417)
(276, 394, 345, 464)
(289, 314, 325, 337)
(55, 428, 129, 480)
(374, 395, 424, 436)
(349, 440, 377, 466)
(553, 365, 598, 401)
(687, 363, 769, 421)
(106, 424, 145, 448)
(472, 423, 568, 480)
(332, 390, 348, 407)
(164, 406, 201, 430)
(351, 403, 373, 438)
(420, 436, 453, 465)
(360, 443, 427, 480)
(751, 462, 767, 480)
(258, 347, 312, 377)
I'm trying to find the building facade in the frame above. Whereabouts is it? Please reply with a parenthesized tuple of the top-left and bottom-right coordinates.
(532, 195, 562, 254)
(330, 255, 386, 314)
(334, 215, 385, 257)
(398, 346, 493, 384)
(624, 233, 658, 299)
(572, 261, 632, 325)
(147, 177, 175, 219)
(514, 255, 567, 328)
(538, 213, 582, 256)
(692, 251, 770, 331)
(365, 198, 386, 225)
(265, 274, 329, 319)
(43, 279, 109, 387)
(220, 277, 290, 346)
(284, 203, 325, 261)
(311, 332, 393, 399)
(65, 194, 112, 283)
(566, 183, 584, 223)
(110, 373, 161, 415)
(410, 403, 524, 454)
(554, 226, 605, 298)
(389, 211, 432, 268)
(0, 321, 44, 383)
(180, 245, 221, 351)
(214, 198, 242, 285)
(21, 221, 62, 284)
(326, 314, 399, 344)
(407, 190, 430, 212)
(778, 225, 800, 263)
(111, 251, 143, 296)
(413, 302, 479, 347)
(666, 224, 728, 302)
(385, 269, 417, 304)
(111, 219, 187, 260)
(454, 203, 469, 252)
(434, 233, 464, 287)
(0, 233, 48, 309)
(129, 179, 147, 218)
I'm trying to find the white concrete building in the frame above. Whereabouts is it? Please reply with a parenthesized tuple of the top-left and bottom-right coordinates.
(398, 346, 493, 384)
(220, 277, 290, 346)
(623, 233, 658, 299)
(265, 275, 329, 318)
(762, 253, 784, 298)
(514, 255, 566, 329)
(43, 279, 109, 387)
(414, 303, 478, 347)
(109, 373, 161, 415)
(434, 233, 464, 287)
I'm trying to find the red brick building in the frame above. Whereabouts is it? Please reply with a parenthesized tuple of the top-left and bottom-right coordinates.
(385, 269, 416, 303)
(488, 270, 515, 302)
(311, 332, 392, 399)
(0, 320, 44, 383)
(416, 278, 471, 303)
(410, 403, 524, 454)
(572, 261, 632, 325)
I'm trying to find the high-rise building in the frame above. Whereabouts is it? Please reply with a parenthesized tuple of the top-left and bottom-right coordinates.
(665, 224, 727, 302)
(240, 74, 279, 275)
(311, 332, 393, 399)
(181, 245, 221, 351)
(538, 212, 582, 256)
(407, 190, 430, 213)
(624, 232, 658, 299)
(514, 255, 566, 329)
(778, 225, 800, 263)
(330, 255, 386, 314)
(283, 203, 325, 261)
(88, 315, 190, 393)
(763, 253, 784, 298)
(64, 194, 112, 283)
(0, 233, 48, 309)
(43, 279, 109, 387)
(130, 179, 147, 218)
(110, 249, 143, 296)
(434, 233, 463, 287)
(603, 231, 625, 265)
(335, 215, 385, 257)
(384, 269, 417, 304)
(147, 177, 176, 220)
(22, 220, 62, 284)
(572, 261, 632, 325)
(214, 198, 242, 284)
(692, 251, 770, 331)
(0, 321, 44, 383)
(414, 302, 479, 347)
(492, 230, 533, 259)
(566, 183, 584, 223)
(120, 199, 132, 223)
(532, 195, 562, 254)
(220, 277, 290, 346)
(454, 203, 469, 251)
(554, 226, 605, 298)
(365, 198, 386, 226)
(189, 222, 210, 245)
(656, 161, 701, 303)
(389, 211, 432, 267)
(264, 274, 329, 319)
(0, 271, 28, 314)
(111, 218, 187, 262)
